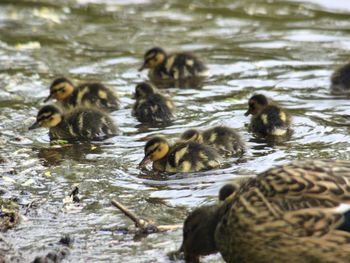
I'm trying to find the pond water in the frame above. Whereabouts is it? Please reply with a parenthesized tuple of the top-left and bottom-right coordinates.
(1, 0, 350, 262)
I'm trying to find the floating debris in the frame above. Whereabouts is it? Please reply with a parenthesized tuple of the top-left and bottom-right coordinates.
(0, 199, 20, 232)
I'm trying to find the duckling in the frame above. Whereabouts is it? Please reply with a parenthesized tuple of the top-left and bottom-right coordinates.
(245, 94, 290, 136)
(132, 82, 175, 123)
(138, 136, 221, 173)
(44, 77, 120, 111)
(330, 62, 350, 94)
(29, 105, 118, 141)
(181, 159, 350, 263)
(180, 126, 245, 157)
(139, 47, 208, 80)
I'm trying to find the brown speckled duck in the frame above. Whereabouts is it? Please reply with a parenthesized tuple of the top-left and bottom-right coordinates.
(139, 136, 221, 173)
(181, 160, 350, 263)
(139, 47, 208, 80)
(132, 82, 175, 123)
(29, 105, 118, 141)
(245, 94, 290, 136)
(44, 77, 120, 111)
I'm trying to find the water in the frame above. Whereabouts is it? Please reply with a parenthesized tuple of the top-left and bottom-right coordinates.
(1, 0, 350, 262)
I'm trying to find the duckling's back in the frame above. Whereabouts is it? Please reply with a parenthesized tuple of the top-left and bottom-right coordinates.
(202, 126, 245, 156)
(133, 93, 174, 123)
(166, 53, 208, 79)
(62, 83, 119, 111)
(252, 105, 289, 136)
(165, 142, 221, 172)
(49, 108, 118, 141)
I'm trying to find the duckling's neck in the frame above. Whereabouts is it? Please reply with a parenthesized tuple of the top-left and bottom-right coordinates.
(153, 156, 168, 172)
(152, 60, 168, 78)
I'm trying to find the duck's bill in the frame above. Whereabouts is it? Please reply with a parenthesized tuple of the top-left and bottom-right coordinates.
(138, 155, 151, 168)
(244, 110, 251, 116)
(43, 94, 53, 102)
(28, 121, 40, 130)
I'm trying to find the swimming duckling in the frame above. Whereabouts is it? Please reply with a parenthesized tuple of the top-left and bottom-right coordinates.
(181, 159, 350, 263)
(132, 82, 175, 123)
(138, 136, 221, 173)
(139, 47, 208, 80)
(330, 62, 350, 94)
(29, 105, 118, 141)
(180, 126, 245, 157)
(44, 77, 120, 111)
(245, 94, 290, 136)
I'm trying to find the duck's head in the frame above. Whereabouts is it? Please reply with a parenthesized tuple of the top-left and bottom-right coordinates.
(29, 105, 62, 130)
(180, 205, 220, 263)
(44, 77, 74, 102)
(139, 47, 166, 71)
(139, 136, 170, 168)
(245, 94, 268, 116)
(219, 184, 236, 201)
(134, 82, 156, 100)
(180, 129, 203, 143)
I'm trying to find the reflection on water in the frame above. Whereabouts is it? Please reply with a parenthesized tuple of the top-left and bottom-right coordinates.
(1, 0, 350, 262)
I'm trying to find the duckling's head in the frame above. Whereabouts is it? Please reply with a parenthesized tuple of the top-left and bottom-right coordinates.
(139, 136, 170, 168)
(134, 82, 156, 100)
(29, 105, 62, 130)
(180, 205, 220, 262)
(245, 94, 268, 116)
(180, 129, 203, 144)
(44, 77, 74, 102)
(139, 47, 166, 71)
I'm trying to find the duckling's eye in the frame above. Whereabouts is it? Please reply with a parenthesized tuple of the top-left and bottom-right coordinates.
(249, 103, 255, 110)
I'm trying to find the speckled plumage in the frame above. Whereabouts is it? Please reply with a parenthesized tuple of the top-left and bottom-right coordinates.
(30, 105, 118, 141)
(132, 82, 175, 123)
(139, 47, 208, 80)
(181, 126, 245, 157)
(46, 77, 120, 112)
(182, 160, 350, 263)
(246, 94, 290, 136)
(140, 136, 221, 173)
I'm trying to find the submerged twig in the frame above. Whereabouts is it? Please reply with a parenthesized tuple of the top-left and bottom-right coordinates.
(111, 199, 147, 229)
(111, 199, 182, 233)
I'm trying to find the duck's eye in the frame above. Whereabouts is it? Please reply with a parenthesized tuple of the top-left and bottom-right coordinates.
(49, 117, 54, 121)
(249, 103, 255, 110)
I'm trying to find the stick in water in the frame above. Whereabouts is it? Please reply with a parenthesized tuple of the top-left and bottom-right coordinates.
(111, 199, 182, 232)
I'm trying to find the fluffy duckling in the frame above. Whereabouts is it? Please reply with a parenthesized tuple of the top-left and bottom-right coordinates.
(138, 136, 221, 173)
(132, 82, 175, 123)
(330, 62, 350, 94)
(181, 160, 350, 263)
(29, 105, 118, 141)
(139, 47, 208, 80)
(44, 77, 120, 111)
(180, 126, 245, 157)
(245, 94, 290, 136)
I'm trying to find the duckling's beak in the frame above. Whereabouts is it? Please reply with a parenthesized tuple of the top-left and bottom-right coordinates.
(43, 93, 53, 102)
(138, 154, 152, 168)
(138, 62, 146, 72)
(244, 109, 251, 117)
(28, 121, 40, 130)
